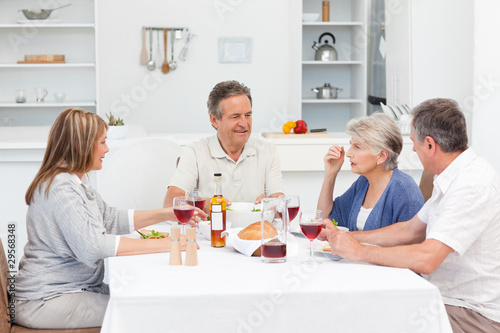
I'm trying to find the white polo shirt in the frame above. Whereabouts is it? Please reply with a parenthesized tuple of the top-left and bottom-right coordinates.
(418, 148, 500, 323)
(169, 135, 284, 202)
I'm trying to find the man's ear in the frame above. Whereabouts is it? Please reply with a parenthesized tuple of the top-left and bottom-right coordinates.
(425, 136, 437, 154)
(210, 114, 218, 130)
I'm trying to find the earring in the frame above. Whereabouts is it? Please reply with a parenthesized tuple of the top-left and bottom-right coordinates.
(377, 162, 380, 165)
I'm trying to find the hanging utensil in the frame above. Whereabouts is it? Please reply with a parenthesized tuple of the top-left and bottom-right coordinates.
(146, 28, 156, 71)
(178, 33, 195, 61)
(161, 28, 170, 74)
(169, 30, 177, 70)
(140, 26, 148, 65)
(155, 30, 162, 70)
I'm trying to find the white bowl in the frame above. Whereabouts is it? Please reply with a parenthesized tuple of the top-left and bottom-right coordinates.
(226, 202, 261, 228)
(107, 125, 129, 139)
(302, 13, 319, 22)
(198, 221, 232, 241)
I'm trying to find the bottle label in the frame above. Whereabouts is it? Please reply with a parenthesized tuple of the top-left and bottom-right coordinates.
(212, 204, 223, 230)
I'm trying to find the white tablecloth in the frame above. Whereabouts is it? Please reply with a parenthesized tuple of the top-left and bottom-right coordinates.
(101, 225, 452, 333)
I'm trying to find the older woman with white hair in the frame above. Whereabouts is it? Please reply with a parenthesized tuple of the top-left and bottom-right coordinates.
(317, 113, 424, 231)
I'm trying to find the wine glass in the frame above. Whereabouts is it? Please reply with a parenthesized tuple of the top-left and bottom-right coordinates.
(299, 210, 323, 264)
(191, 188, 206, 210)
(173, 196, 195, 234)
(279, 194, 300, 232)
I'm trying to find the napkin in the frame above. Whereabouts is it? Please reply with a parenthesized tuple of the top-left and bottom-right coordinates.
(226, 228, 299, 258)
(225, 228, 263, 257)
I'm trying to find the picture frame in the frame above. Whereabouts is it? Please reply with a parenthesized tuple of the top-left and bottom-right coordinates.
(218, 37, 252, 63)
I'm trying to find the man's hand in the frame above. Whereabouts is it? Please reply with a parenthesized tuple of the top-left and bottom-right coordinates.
(254, 194, 267, 204)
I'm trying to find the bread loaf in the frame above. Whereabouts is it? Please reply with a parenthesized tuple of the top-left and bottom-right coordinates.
(238, 221, 278, 256)
(238, 221, 277, 240)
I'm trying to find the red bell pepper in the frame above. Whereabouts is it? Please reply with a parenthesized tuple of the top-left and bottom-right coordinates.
(293, 120, 308, 134)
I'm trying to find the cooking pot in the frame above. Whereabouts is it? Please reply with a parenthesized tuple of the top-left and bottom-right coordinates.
(312, 83, 343, 99)
(312, 32, 338, 61)
(19, 4, 71, 20)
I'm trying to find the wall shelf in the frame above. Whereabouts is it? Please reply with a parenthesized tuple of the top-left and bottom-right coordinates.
(0, 101, 96, 108)
(0, 63, 96, 68)
(0, 24, 94, 28)
(302, 22, 363, 26)
(0, 0, 98, 124)
(302, 60, 363, 65)
(302, 99, 363, 104)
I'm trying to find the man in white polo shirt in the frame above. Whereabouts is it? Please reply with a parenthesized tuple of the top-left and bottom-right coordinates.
(320, 98, 500, 332)
(164, 80, 284, 208)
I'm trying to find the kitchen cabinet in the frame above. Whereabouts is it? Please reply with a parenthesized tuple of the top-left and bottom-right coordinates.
(0, 0, 97, 126)
(294, 0, 368, 132)
(384, 0, 473, 108)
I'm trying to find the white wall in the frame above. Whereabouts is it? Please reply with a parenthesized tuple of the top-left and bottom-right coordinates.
(97, 0, 296, 135)
(472, 0, 500, 174)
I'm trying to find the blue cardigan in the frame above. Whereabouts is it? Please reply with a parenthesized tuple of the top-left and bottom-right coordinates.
(329, 168, 424, 231)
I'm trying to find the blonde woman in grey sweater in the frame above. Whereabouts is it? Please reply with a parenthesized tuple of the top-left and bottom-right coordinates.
(13, 108, 205, 329)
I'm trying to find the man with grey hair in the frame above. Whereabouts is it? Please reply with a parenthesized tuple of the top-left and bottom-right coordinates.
(320, 98, 500, 332)
(164, 80, 284, 208)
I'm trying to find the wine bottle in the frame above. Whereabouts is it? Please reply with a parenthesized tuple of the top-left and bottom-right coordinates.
(210, 173, 226, 247)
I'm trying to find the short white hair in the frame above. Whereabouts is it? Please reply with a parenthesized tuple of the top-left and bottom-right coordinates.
(346, 113, 403, 170)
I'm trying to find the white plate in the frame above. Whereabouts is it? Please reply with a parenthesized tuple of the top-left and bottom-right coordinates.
(313, 239, 342, 261)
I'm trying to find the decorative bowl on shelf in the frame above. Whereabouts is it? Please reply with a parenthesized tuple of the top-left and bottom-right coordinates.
(107, 125, 129, 139)
(302, 13, 319, 22)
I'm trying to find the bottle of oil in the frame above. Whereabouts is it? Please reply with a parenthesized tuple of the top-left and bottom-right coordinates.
(210, 173, 226, 247)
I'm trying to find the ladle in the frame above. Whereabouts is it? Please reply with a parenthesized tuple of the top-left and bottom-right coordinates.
(169, 30, 177, 70)
(161, 28, 170, 74)
(146, 28, 156, 71)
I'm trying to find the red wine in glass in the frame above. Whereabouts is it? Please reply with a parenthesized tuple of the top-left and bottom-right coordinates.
(288, 206, 300, 221)
(261, 241, 287, 258)
(194, 199, 205, 210)
(300, 223, 322, 240)
(300, 210, 323, 264)
(174, 207, 194, 223)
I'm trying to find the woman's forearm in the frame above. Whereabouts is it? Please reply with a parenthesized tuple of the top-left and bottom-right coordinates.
(317, 172, 338, 219)
(133, 209, 175, 230)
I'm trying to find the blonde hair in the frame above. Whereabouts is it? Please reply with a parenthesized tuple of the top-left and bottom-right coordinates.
(346, 113, 403, 170)
(25, 108, 108, 204)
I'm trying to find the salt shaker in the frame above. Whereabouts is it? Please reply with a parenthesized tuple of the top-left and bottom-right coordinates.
(169, 227, 182, 265)
(185, 227, 198, 266)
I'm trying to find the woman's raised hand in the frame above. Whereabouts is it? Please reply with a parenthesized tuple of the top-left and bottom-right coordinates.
(324, 145, 345, 175)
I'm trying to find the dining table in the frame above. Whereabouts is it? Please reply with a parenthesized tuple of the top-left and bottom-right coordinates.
(101, 224, 452, 333)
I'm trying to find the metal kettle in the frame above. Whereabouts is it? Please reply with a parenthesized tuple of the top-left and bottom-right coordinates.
(312, 32, 338, 61)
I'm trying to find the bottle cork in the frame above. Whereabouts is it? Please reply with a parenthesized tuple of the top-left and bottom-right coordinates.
(322, 1, 330, 22)
(185, 227, 198, 266)
(169, 227, 182, 265)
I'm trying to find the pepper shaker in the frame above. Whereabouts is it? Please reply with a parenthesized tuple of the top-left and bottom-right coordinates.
(169, 227, 182, 265)
(185, 227, 198, 266)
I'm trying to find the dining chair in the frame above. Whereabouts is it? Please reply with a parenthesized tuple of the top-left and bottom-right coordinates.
(419, 169, 434, 202)
(98, 137, 182, 210)
(0, 239, 101, 333)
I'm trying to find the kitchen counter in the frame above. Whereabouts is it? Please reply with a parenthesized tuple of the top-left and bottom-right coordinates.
(0, 127, 422, 170)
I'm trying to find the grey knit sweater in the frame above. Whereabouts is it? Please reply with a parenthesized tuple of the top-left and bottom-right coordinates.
(14, 173, 130, 300)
